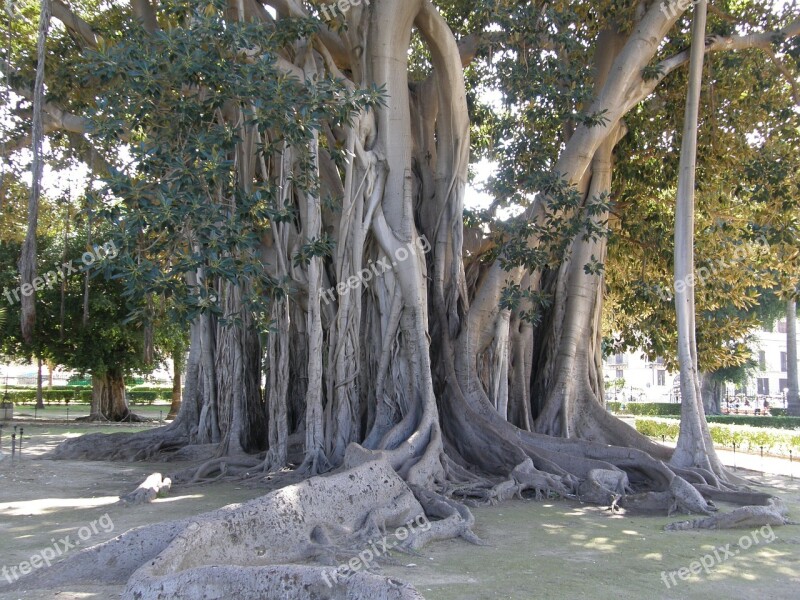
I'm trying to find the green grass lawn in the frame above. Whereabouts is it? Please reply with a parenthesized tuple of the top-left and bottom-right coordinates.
(7, 402, 173, 422)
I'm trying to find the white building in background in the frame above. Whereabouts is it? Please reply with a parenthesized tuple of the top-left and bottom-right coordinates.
(744, 318, 796, 405)
(602, 352, 676, 404)
(602, 316, 799, 406)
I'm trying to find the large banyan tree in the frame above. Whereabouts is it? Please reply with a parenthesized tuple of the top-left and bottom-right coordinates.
(3, 0, 799, 596)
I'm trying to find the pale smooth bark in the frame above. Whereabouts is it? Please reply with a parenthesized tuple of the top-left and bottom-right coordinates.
(786, 300, 799, 416)
(669, 0, 723, 476)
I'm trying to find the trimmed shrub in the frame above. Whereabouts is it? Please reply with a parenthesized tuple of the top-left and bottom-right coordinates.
(129, 386, 172, 400)
(128, 390, 158, 405)
(634, 419, 680, 440)
(636, 418, 800, 455)
(658, 415, 800, 430)
(3, 389, 37, 402)
(607, 402, 681, 416)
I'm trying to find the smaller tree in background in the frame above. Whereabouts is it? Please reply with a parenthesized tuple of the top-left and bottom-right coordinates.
(0, 205, 156, 421)
(152, 308, 189, 420)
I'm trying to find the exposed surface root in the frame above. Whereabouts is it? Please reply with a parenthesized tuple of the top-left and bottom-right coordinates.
(171, 455, 264, 485)
(693, 484, 777, 506)
(406, 485, 485, 548)
(480, 458, 573, 504)
(119, 472, 172, 506)
(49, 426, 189, 461)
(9, 459, 446, 599)
(667, 475, 717, 516)
(665, 498, 793, 530)
(578, 468, 632, 505)
(127, 564, 425, 600)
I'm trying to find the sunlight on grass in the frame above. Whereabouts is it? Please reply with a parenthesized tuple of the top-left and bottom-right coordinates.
(152, 494, 204, 503)
(583, 537, 617, 551)
(0, 496, 119, 515)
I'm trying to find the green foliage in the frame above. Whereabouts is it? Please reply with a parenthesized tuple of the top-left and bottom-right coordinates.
(602, 2, 800, 373)
(79, 1, 382, 329)
(636, 418, 800, 454)
(634, 419, 680, 440)
(657, 414, 800, 430)
(606, 402, 681, 416)
(128, 390, 158, 405)
(3, 384, 171, 405)
(2, 388, 80, 404)
(129, 385, 172, 395)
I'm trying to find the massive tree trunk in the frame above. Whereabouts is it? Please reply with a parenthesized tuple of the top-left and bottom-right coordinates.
(787, 299, 799, 416)
(40, 0, 788, 596)
(52, 0, 739, 509)
(86, 369, 131, 422)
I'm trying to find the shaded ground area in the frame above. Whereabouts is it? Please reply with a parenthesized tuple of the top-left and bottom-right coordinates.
(1, 424, 798, 599)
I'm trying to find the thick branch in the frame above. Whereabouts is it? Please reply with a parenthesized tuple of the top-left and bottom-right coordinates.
(51, 0, 99, 49)
(13, 86, 90, 134)
(628, 17, 800, 111)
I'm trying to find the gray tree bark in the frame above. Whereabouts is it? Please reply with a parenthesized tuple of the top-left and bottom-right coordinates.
(786, 299, 799, 416)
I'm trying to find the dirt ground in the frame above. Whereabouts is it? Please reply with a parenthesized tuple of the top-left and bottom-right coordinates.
(1, 424, 799, 599)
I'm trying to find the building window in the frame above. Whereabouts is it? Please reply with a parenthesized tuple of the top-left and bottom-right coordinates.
(615, 368, 624, 380)
(781, 352, 788, 372)
(757, 378, 770, 395)
(778, 319, 787, 334)
(615, 353, 625, 365)
(779, 378, 788, 392)
(657, 370, 666, 386)
(758, 351, 766, 371)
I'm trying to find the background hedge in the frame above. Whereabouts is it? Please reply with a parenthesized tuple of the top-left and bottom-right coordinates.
(635, 418, 800, 454)
(2, 385, 172, 405)
(606, 402, 682, 416)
